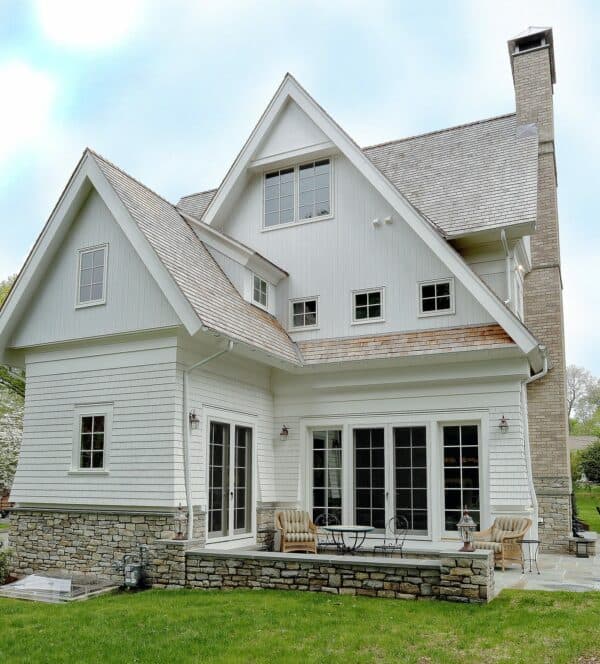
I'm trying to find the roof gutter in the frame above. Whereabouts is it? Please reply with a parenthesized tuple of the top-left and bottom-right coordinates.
(521, 344, 548, 539)
(182, 340, 234, 539)
(500, 228, 512, 308)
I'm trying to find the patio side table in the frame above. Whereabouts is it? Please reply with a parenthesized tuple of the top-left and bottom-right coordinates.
(517, 539, 540, 574)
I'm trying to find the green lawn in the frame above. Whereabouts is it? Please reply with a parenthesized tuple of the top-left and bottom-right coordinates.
(1, 589, 599, 663)
(0, 523, 8, 531)
(575, 484, 600, 532)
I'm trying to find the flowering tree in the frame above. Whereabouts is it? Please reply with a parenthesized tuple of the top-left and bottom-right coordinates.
(0, 390, 23, 490)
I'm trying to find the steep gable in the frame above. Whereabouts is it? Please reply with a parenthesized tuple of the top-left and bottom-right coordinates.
(11, 188, 180, 348)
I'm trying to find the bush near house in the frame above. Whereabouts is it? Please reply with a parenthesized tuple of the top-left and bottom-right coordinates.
(579, 440, 600, 482)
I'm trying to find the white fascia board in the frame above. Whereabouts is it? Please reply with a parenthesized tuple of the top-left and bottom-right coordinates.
(85, 157, 202, 336)
(181, 211, 287, 284)
(202, 74, 539, 359)
(248, 140, 336, 171)
(0, 154, 202, 363)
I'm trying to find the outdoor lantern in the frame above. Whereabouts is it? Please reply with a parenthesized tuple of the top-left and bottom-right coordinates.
(279, 425, 289, 441)
(174, 503, 186, 540)
(457, 506, 477, 552)
(498, 415, 509, 433)
(189, 409, 200, 430)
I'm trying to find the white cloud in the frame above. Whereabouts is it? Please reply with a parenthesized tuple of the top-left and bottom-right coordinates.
(34, 0, 144, 50)
(0, 60, 56, 167)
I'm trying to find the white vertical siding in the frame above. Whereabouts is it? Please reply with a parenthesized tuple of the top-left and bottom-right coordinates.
(11, 189, 180, 348)
(11, 335, 181, 507)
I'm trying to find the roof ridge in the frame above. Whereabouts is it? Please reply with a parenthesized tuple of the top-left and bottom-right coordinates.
(87, 148, 177, 210)
(361, 112, 516, 151)
(179, 187, 218, 201)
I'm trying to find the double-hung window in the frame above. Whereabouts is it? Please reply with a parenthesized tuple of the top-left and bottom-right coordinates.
(419, 279, 454, 316)
(290, 297, 318, 329)
(263, 158, 331, 228)
(352, 288, 384, 323)
(252, 275, 268, 308)
(77, 245, 107, 306)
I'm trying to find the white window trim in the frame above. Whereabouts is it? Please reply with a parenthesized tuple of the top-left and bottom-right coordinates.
(251, 273, 269, 310)
(417, 278, 455, 318)
(261, 157, 334, 232)
(75, 243, 109, 309)
(289, 295, 319, 331)
(351, 287, 385, 325)
(70, 403, 113, 474)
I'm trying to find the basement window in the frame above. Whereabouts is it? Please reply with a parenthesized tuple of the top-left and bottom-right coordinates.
(419, 279, 455, 316)
(77, 244, 107, 307)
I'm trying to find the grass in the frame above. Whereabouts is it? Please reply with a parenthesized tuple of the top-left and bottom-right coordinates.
(0, 523, 8, 531)
(575, 484, 600, 532)
(1, 589, 600, 663)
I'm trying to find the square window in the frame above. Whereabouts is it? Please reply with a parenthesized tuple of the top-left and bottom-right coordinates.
(290, 298, 318, 328)
(353, 289, 384, 322)
(419, 280, 454, 316)
(77, 246, 107, 306)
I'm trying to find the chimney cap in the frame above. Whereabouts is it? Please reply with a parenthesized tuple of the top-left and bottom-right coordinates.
(508, 26, 556, 84)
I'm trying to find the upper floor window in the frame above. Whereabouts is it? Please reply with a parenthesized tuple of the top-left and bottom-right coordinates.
(253, 275, 268, 308)
(77, 245, 107, 307)
(353, 288, 384, 323)
(290, 297, 318, 329)
(263, 158, 331, 228)
(299, 160, 330, 220)
(264, 168, 294, 227)
(419, 279, 454, 316)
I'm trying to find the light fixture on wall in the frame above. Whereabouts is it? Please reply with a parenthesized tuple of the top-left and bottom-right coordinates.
(279, 425, 289, 441)
(499, 415, 509, 434)
(189, 409, 200, 430)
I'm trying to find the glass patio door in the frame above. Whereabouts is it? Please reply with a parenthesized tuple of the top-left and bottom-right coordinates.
(208, 421, 252, 539)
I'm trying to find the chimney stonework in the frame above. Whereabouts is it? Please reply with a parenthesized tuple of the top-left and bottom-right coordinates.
(510, 28, 571, 551)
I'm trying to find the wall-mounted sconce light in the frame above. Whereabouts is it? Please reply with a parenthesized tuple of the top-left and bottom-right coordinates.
(383, 216, 392, 224)
(279, 425, 289, 441)
(371, 218, 381, 227)
(189, 409, 200, 430)
(499, 415, 509, 434)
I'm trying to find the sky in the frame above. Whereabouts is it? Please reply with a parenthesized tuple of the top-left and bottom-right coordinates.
(0, 0, 598, 371)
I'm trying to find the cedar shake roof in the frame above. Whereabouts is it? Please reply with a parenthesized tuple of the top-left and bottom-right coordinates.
(297, 324, 515, 365)
(90, 151, 301, 365)
(177, 114, 539, 239)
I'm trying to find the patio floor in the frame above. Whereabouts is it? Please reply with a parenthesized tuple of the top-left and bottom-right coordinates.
(494, 552, 600, 593)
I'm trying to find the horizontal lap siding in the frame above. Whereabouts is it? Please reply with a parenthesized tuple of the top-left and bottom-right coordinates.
(185, 354, 275, 508)
(272, 367, 530, 509)
(11, 339, 180, 508)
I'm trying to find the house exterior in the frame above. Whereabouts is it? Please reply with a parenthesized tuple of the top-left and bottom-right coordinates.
(0, 27, 571, 578)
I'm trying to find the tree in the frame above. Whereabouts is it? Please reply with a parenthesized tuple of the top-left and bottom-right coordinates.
(580, 440, 600, 483)
(0, 274, 16, 308)
(567, 365, 600, 428)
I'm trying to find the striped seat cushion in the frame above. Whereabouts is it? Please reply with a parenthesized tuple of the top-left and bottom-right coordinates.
(474, 541, 502, 553)
(285, 532, 316, 542)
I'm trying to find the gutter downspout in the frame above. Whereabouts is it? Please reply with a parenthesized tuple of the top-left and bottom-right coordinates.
(182, 340, 234, 539)
(500, 229, 512, 308)
(521, 345, 548, 539)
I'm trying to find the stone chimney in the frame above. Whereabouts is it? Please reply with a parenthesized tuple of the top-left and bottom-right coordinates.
(508, 27, 571, 551)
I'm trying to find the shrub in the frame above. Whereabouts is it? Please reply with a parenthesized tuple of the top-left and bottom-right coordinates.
(0, 547, 11, 584)
(571, 449, 584, 481)
(580, 439, 600, 483)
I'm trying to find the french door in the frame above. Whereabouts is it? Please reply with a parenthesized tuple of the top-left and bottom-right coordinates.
(208, 421, 253, 539)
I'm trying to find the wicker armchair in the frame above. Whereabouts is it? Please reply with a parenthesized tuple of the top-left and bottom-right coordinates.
(474, 516, 532, 571)
(275, 510, 318, 554)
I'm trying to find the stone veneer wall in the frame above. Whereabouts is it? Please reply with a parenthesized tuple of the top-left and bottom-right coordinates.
(180, 549, 494, 603)
(8, 508, 207, 581)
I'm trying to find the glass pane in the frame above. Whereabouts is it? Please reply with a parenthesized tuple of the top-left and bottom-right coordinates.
(462, 425, 478, 446)
(79, 285, 90, 303)
(265, 211, 279, 227)
(436, 282, 450, 296)
(264, 183, 279, 200)
(92, 249, 105, 267)
(265, 197, 279, 213)
(93, 416, 105, 432)
(280, 207, 294, 224)
(80, 433, 92, 452)
(299, 162, 314, 177)
(80, 268, 93, 287)
(81, 417, 93, 434)
(462, 449, 479, 467)
(315, 159, 329, 174)
(369, 304, 381, 318)
(280, 195, 294, 211)
(91, 283, 103, 301)
(355, 293, 368, 307)
(313, 449, 325, 468)
(444, 467, 461, 488)
(299, 190, 315, 206)
(313, 432, 326, 449)
(413, 489, 427, 509)
(412, 446, 426, 467)
(299, 205, 313, 220)
(422, 298, 436, 312)
(316, 187, 329, 204)
(81, 251, 94, 269)
(92, 433, 104, 450)
(462, 467, 479, 488)
(445, 511, 461, 531)
(293, 314, 305, 327)
(280, 168, 294, 181)
(412, 427, 426, 446)
(313, 489, 325, 506)
(395, 447, 411, 467)
(280, 180, 293, 196)
(315, 173, 329, 189)
(437, 296, 451, 310)
(293, 301, 305, 315)
(368, 291, 381, 305)
(305, 313, 317, 326)
(421, 284, 435, 298)
(444, 447, 460, 466)
(444, 426, 460, 445)
(92, 451, 103, 468)
(80, 451, 91, 468)
(313, 469, 325, 487)
(354, 306, 367, 320)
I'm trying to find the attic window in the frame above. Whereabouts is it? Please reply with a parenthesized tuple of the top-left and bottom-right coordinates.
(264, 168, 294, 227)
(253, 275, 268, 308)
(419, 279, 455, 316)
(77, 245, 107, 307)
